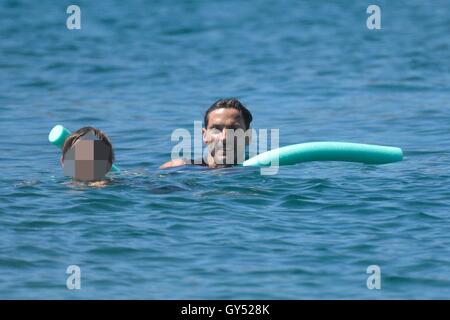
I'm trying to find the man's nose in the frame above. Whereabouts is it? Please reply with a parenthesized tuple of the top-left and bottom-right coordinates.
(219, 128, 228, 142)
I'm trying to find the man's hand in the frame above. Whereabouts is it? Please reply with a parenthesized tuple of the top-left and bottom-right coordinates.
(159, 159, 187, 169)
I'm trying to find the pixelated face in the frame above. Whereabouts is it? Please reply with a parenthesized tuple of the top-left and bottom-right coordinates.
(62, 132, 112, 181)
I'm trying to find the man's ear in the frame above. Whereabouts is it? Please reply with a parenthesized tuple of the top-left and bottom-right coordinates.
(202, 128, 208, 144)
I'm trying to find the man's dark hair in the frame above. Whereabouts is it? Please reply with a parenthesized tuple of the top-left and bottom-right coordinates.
(62, 126, 115, 163)
(204, 98, 253, 130)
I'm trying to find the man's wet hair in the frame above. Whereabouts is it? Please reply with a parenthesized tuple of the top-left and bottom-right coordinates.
(204, 98, 253, 130)
(62, 126, 115, 164)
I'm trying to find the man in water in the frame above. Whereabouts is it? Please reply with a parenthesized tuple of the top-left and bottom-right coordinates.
(160, 98, 253, 169)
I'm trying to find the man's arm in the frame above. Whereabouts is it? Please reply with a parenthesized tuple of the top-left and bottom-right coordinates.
(159, 159, 188, 169)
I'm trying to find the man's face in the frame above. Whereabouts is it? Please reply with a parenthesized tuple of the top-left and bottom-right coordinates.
(202, 108, 250, 166)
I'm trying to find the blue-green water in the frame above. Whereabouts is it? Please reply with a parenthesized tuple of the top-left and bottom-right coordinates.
(1, 0, 450, 299)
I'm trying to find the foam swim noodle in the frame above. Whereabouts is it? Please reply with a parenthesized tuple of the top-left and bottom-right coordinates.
(48, 125, 120, 172)
(242, 142, 403, 167)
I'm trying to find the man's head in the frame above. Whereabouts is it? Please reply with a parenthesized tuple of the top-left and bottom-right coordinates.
(61, 127, 114, 181)
(202, 98, 253, 167)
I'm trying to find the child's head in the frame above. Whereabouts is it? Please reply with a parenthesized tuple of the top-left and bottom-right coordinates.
(61, 127, 114, 181)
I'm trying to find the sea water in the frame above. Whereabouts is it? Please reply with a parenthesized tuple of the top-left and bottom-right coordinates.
(0, 0, 449, 299)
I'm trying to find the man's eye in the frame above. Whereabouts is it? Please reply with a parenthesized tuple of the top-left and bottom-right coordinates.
(209, 128, 221, 134)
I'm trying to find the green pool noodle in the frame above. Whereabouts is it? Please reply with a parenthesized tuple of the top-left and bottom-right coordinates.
(48, 125, 120, 172)
(242, 142, 403, 167)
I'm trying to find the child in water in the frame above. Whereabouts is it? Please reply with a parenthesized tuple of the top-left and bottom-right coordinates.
(60, 126, 115, 187)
